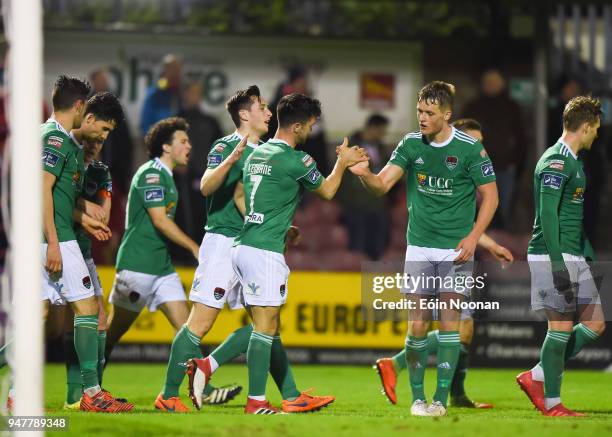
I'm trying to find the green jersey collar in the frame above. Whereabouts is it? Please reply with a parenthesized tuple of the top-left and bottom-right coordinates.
(235, 131, 259, 149)
(47, 116, 70, 137)
(154, 157, 173, 176)
(557, 138, 578, 160)
(428, 126, 455, 148)
(268, 138, 292, 148)
(69, 131, 84, 150)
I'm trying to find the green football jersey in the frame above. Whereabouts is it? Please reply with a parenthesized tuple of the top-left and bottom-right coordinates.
(116, 158, 178, 275)
(235, 139, 323, 253)
(204, 132, 259, 237)
(528, 141, 586, 257)
(389, 127, 496, 249)
(41, 119, 84, 243)
(75, 160, 112, 259)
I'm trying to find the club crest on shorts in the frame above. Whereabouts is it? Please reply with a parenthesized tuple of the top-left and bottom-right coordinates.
(82, 276, 92, 289)
(280, 284, 286, 297)
(129, 291, 140, 303)
(445, 156, 458, 170)
(247, 282, 260, 296)
(214, 287, 226, 300)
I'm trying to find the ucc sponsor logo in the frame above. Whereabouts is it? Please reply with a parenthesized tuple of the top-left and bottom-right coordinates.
(416, 172, 453, 191)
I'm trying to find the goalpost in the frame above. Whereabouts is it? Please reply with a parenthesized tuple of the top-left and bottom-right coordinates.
(3, 0, 44, 422)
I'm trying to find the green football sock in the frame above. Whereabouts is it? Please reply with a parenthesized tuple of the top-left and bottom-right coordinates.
(271, 335, 300, 400)
(247, 331, 273, 398)
(391, 349, 407, 371)
(210, 324, 253, 366)
(0, 340, 11, 369)
(64, 331, 83, 404)
(433, 331, 461, 406)
(73, 315, 100, 393)
(97, 331, 106, 386)
(564, 323, 599, 362)
(162, 325, 202, 399)
(405, 336, 428, 402)
(426, 330, 439, 355)
(534, 323, 600, 376)
(541, 330, 570, 400)
(450, 343, 469, 398)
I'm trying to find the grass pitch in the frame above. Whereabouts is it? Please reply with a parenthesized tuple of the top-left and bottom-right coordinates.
(3, 364, 612, 436)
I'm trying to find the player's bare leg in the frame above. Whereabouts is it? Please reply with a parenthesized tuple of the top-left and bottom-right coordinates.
(104, 305, 141, 361)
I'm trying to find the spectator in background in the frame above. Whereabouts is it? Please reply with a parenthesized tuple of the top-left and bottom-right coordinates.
(337, 114, 391, 260)
(548, 76, 606, 242)
(266, 66, 329, 173)
(89, 68, 134, 193)
(140, 54, 182, 135)
(462, 68, 526, 229)
(175, 80, 222, 246)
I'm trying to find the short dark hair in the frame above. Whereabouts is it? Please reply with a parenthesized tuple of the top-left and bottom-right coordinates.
(84, 92, 124, 125)
(226, 85, 261, 128)
(452, 118, 482, 134)
(52, 75, 91, 111)
(563, 96, 602, 131)
(365, 114, 389, 128)
(277, 93, 321, 128)
(145, 117, 189, 158)
(417, 81, 455, 111)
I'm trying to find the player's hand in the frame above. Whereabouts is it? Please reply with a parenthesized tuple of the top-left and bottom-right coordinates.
(83, 200, 107, 222)
(488, 243, 514, 267)
(45, 241, 62, 273)
(552, 267, 574, 303)
(348, 160, 371, 176)
(454, 233, 479, 265)
(227, 134, 249, 165)
(82, 215, 112, 242)
(287, 225, 301, 247)
(337, 138, 368, 167)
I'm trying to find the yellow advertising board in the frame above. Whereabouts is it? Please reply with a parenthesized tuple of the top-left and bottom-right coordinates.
(98, 266, 408, 349)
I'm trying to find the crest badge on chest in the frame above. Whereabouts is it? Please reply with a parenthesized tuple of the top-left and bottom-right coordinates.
(445, 156, 458, 171)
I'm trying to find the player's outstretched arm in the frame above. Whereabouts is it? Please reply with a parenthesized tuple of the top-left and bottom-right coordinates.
(477, 232, 514, 265)
(350, 163, 404, 196)
(233, 181, 246, 216)
(148, 206, 199, 260)
(455, 181, 499, 264)
(315, 138, 368, 200)
(43, 171, 62, 273)
(200, 135, 249, 196)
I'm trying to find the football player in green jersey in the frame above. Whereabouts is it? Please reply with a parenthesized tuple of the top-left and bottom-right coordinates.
(155, 86, 265, 412)
(61, 132, 114, 410)
(517, 96, 605, 417)
(162, 87, 334, 413)
(42, 79, 131, 412)
(350, 82, 499, 416)
(105, 117, 199, 378)
(188, 93, 367, 415)
(374, 118, 513, 409)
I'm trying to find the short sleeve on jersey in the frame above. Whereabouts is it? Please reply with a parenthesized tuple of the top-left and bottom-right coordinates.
(388, 137, 411, 169)
(293, 152, 323, 191)
(539, 154, 571, 196)
(92, 161, 113, 196)
(207, 141, 232, 169)
(137, 169, 167, 207)
(467, 142, 496, 186)
(42, 132, 69, 177)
